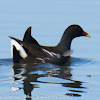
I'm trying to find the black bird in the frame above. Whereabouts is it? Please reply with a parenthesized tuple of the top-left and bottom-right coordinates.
(9, 24, 90, 65)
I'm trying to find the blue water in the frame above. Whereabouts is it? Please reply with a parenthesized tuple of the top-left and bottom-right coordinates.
(0, 0, 100, 100)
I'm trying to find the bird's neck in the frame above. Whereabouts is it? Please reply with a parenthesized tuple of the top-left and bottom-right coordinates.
(56, 32, 73, 53)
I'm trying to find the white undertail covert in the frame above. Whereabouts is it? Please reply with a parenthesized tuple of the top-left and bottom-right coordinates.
(11, 39, 28, 59)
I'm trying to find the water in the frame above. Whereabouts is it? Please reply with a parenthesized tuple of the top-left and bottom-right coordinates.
(0, 57, 95, 100)
(0, 0, 100, 100)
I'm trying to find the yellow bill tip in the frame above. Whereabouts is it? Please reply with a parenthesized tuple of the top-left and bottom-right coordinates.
(86, 34, 91, 37)
(83, 31, 91, 37)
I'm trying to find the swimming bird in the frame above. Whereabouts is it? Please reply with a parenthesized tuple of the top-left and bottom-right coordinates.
(9, 24, 90, 65)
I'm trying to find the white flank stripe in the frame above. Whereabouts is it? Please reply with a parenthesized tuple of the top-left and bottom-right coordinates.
(11, 39, 28, 59)
(42, 48, 53, 57)
(36, 57, 45, 63)
(42, 48, 60, 58)
(51, 52, 60, 58)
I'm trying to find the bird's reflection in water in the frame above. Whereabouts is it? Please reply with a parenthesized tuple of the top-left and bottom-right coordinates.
(12, 59, 87, 100)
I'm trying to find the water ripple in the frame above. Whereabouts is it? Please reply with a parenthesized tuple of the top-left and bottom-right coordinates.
(0, 57, 98, 99)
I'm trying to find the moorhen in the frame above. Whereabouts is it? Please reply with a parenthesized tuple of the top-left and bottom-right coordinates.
(9, 24, 90, 65)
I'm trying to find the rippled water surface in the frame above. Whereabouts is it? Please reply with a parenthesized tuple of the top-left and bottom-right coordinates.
(0, 0, 100, 100)
(0, 57, 98, 100)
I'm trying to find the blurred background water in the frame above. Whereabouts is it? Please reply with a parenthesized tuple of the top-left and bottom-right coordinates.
(0, 0, 100, 100)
